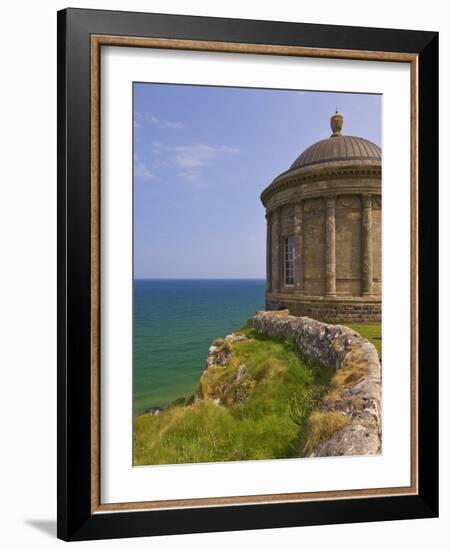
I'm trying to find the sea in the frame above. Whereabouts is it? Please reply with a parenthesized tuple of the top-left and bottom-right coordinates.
(133, 279, 266, 415)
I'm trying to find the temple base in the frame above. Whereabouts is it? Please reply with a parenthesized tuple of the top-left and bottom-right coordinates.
(265, 292, 381, 324)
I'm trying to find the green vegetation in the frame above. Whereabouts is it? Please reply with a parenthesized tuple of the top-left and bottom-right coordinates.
(134, 321, 381, 466)
(345, 323, 382, 359)
(303, 411, 350, 452)
(324, 351, 369, 401)
(299, 323, 381, 453)
(134, 328, 331, 466)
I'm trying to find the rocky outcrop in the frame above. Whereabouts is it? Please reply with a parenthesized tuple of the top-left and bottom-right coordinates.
(252, 310, 381, 457)
(197, 333, 252, 405)
(205, 333, 247, 370)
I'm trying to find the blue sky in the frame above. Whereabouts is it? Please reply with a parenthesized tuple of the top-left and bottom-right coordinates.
(133, 83, 381, 279)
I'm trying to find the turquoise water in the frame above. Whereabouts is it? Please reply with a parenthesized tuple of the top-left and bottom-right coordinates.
(133, 279, 265, 415)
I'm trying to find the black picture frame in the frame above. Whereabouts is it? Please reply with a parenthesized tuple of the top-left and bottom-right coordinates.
(57, 7, 438, 542)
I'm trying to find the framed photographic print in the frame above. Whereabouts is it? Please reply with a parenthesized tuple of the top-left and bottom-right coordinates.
(57, 8, 438, 541)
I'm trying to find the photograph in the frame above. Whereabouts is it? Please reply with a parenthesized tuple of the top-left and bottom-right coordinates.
(52, 5, 438, 542)
(132, 83, 382, 466)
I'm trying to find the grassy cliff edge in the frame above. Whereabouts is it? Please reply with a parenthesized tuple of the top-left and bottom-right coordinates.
(134, 324, 331, 465)
(134, 321, 381, 466)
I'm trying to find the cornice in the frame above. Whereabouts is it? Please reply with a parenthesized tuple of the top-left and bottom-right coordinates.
(261, 161, 382, 206)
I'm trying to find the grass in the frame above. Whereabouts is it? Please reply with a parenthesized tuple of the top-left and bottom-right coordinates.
(134, 321, 382, 465)
(134, 329, 331, 466)
(345, 323, 382, 359)
(299, 322, 381, 454)
(323, 350, 369, 401)
(302, 411, 351, 452)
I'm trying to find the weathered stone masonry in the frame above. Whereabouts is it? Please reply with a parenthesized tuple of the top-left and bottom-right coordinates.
(261, 112, 381, 323)
(252, 310, 381, 457)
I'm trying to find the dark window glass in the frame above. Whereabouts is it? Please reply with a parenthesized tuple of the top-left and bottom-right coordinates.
(284, 235, 295, 285)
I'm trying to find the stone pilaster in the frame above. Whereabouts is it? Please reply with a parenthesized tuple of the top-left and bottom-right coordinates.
(361, 194, 373, 296)
(271, 209, 281, 292)
(325, 196, 336, 296)
(266, 213, 272, 291)
(294, 202, 304, 293)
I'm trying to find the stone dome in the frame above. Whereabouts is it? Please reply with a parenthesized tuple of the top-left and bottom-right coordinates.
(289, 111, 381, 171)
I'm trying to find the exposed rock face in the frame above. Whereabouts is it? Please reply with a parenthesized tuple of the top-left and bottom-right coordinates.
(205, 334, 247, 370)
(252, 310, 381, 457)
(205, 340, 233, 370)
(310, 424, 379, 457)
(198, 333, 252, 404)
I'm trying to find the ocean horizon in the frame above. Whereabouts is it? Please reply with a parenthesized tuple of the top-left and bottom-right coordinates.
(133, 278, 266, 415)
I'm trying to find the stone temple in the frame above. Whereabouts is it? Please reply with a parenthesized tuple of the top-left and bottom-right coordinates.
(261, 111, 381, 323)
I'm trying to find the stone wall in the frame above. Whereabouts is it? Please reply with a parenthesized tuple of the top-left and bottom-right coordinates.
(252, 310, 381, 457)
(266, 295, 381, 323)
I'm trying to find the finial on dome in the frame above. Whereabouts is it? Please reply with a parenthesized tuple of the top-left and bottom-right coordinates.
(330, 110, 344, 136)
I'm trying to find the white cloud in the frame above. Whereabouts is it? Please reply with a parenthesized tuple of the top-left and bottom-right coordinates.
(177, 171, 200, 182)
(172, 144, 239, 173)
(134, 111, 185, 130)
(151, 141, 163, 155)
(171, 144, 239, 183)
(163, 120, 185, 129)
(134, 161, 154, 181)
(141, 142, 239, 184)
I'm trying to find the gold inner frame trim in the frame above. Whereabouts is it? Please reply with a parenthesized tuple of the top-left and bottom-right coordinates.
(90, 34, 419, 514)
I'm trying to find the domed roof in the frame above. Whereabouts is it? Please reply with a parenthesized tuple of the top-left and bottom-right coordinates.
(289, 111, 381, 171)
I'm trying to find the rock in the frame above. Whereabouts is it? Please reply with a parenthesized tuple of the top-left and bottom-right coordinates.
(225, 333, 248, 343)
(205, 333, 247, 370)
(252, 310, 362, 371)
(141, 406, 163, 416)
(205, 340, 232, 369)
(309, 424, 380, 457)
(234, 364, 256, 403)
(236, 364, 247, 384)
